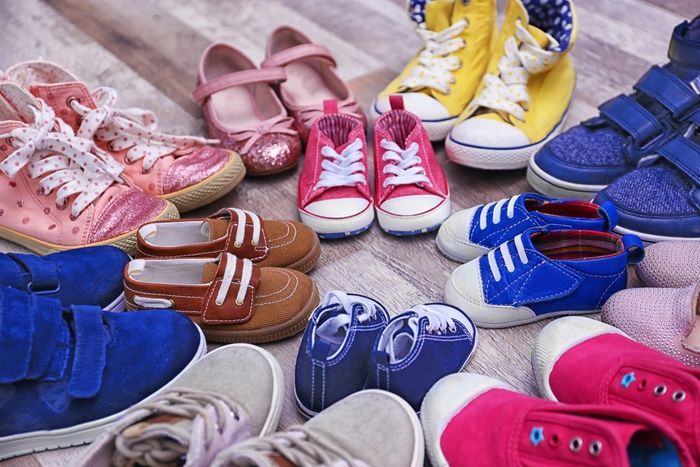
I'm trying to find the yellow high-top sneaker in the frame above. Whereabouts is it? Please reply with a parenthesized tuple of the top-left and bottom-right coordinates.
(446, 0, 577, 169)
(372, 0, 497, 141)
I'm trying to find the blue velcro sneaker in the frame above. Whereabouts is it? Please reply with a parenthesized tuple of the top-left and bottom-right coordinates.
(0, 246, 129, 310)
(436, 193, 617, 262)
(444, 229, 644, 328)
(528, 16, 700, 199)
(294, 290, 389, 417)
(0, 287, 206, 460)
(595, 129, 700, 241)
(365, 304, 477, 411)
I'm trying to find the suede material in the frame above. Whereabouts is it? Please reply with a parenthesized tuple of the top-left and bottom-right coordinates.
(295, 297, 389, 413)
(0, 290, 201, 437)
(549, 333, 700, 461)
(0, 246, 128, 308)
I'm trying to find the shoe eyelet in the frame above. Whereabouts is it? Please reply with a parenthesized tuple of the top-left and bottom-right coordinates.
(56, 201, 68, 211)
(233, 241, 242, 249)
(589, 441, 603, 456)
(251, 240, 258, 247)
(672, 390, 686, 402)
(549, 434, 560, 447)
(638, 379, 648, 391)
(141, 166, 153, 175)
(66, 96, 81, 108)
(449, 325, 457, 333)
(215, 299, 224, 306)
(235, 298, 244, 306)
(569, 437, 583, 452)
(653, 384, 667, 396)
(69, 213, 78, 221)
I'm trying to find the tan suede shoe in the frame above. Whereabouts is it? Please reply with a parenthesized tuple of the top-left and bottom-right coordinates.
(135, 207, 320, 273)
(124, 253, 319, 343)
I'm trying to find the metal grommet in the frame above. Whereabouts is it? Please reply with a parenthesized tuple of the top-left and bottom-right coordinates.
(672, 390, 686, 402)
(235, 298, 244, 306)
(569, 437, 583, 452)
(653, 384, 667, 396)
(589, 441, 603, 456)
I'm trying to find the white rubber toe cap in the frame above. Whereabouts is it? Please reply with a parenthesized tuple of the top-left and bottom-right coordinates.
(450, 117, 530, 148)
(380, 194, 444, 216)
(376, 92, 452, 121)
(436, 207, 489, 262)
(303, 198, 370, 219)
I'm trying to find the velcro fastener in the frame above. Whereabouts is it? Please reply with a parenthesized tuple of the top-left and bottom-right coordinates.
(7, 254, 60, 293)
(599, 95, 664, 146)
(635, 66, 700, 117)
(68, 305, 106, 399)
(657, 136, 700, 187)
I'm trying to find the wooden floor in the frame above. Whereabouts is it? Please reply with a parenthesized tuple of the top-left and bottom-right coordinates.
(1, 0, 695, 465)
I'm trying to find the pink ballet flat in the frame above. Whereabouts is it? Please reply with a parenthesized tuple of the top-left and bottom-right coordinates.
(194, 43, 301, 176)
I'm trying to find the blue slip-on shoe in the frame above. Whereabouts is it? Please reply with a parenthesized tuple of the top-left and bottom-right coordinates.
(444, 229, 644, 328)
(364, 304, 477, 412)
(528, 16, 700, 199)
(0, 287, 206, 460)
(0, 246, 129, 311)
(436, 193, 617, 262)
(595, 128, 700, 242)
(294, 290, 389, 417)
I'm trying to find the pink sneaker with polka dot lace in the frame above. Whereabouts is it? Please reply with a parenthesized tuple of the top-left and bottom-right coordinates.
(0, 82, 178, 254)
(6, 61, 245, 213)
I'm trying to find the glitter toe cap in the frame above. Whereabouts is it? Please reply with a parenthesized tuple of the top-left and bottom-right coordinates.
(162, 146, 231, 194)
(88, 188, 168, 242)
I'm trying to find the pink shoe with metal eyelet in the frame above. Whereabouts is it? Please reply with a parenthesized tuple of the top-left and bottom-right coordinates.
(6, 60, 245, 213)
(0, 82, 177, 254)
(194, 43, 301, 176)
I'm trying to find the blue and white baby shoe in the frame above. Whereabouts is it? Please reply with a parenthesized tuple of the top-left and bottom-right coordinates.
(595, 130, 700, 241)
(445, 229, 644, 328)
(437, 193, 617, 262)
(295, 290, 389, 417)
(365, 304, 477, 411)
(528, 17, 700, 199)
(0, 246, 129, 310)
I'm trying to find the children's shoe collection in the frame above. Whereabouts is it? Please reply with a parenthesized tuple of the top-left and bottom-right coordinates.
(2, 2, 700, 466)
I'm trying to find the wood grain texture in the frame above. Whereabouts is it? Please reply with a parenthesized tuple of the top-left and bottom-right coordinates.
(0, 0, 692, 464)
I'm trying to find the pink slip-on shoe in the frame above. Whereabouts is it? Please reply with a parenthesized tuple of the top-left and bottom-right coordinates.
(263, 26, 365, 141)
(602, 284, 700, 368)
(6, 61, 244, 213)
(636, 241, 700, 288)
(194, 43, 301, 176)
(297, 100, 373, 238)
(421, 373, 694, 467)
(373, 95, 450, 236)
(0, 82, 177, 254)
(533, 316, 700, 462)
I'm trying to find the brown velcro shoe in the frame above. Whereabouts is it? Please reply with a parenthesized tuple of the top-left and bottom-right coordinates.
(135, 208, 321, 273)
(124, 253, 320, 343)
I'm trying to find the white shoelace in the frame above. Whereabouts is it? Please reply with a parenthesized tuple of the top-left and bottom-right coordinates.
(215, 253, 254, 306)
(230, 208, 261, 248)
(0, 101, 123, 218)
(487, 234, 529, 282)
(469, 21, 558, 121)
(380, 139, 430, 187)
(314, 138, 367, 190)
(400, 19, 468, 94)
(314, 291, 379, 353)
(381, 305, 458, 363)
(479, 195, 520, 230)
(71, 86, 218, 171)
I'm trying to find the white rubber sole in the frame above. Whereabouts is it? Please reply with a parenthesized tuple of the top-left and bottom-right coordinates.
(104, 292, 126, 312)
(0, 325, 208, 460)
(526, 155, 606, 200)
(435, 226, 488, 263)
(531, 317, 626, 401)
(421, 373, 513, 467)
(613, 225, 700, 244)
(376, 198, 451, 236)
(299, 205, 375, 239)
(370, 101, 457, 142)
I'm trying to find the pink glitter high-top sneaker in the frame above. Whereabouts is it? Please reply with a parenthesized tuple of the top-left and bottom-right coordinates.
(0, 82, 178, 254)
(7, 61, 245, 213)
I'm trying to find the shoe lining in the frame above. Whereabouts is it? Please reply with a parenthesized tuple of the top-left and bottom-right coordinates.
(532, 231, 622, 261)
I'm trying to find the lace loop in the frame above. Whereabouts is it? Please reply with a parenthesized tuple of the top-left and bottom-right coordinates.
(380, 139, 429, 187)
(215, 254, 254, 306)
(314, 138, 367, 190)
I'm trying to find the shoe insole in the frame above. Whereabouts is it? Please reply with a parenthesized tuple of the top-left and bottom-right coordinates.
(281, 61, 338, 107)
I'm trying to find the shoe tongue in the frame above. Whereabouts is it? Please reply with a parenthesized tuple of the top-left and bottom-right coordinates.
(121, 412, 193, 448)
(28, 81, 96, 131)
(201, 218, 230, 242)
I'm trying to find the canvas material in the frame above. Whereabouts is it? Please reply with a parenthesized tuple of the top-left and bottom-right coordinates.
(439, 387, 693, 466)
(548, 332, 700, 462)
(533, 16, 700, 186)
(455, 0, 577, 143)
(0, 246, 128, 308)
(478, 230, 639, 315)
(0, 287, 201, 437)
(372, 99, 449, 206)
(467, 194, 616, 250)
(364, 309, 475, 411)
(295, 295, 389, 413)
(379, 0, 497, 117)
(298, 112, 372, 209)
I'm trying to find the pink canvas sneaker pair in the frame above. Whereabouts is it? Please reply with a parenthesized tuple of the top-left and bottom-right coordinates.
(194, 26, 363, 176)
(297, 96, 450, 238)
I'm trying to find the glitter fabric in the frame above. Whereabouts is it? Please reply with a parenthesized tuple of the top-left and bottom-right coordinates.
(88, 188, 167, 243)
(163, 146, 230, 193)
(222, 132, 300, 176)
(636, 241, 700, 288)
(602, 283, 700, 368)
